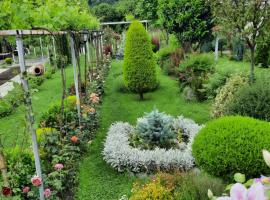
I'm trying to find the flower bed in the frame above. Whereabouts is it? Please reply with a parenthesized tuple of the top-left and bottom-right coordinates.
(103, 116, 202, 173)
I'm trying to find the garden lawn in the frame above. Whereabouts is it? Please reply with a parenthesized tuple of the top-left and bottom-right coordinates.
(0, 66, 74, 148)
(76, 60, 210, 200)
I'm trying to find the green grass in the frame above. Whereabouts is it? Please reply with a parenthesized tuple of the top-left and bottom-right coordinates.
(0, 66, 75, 148)
(76, 60, 210, 200)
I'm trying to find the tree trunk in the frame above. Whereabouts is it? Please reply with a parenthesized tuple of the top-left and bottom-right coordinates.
(250, 47, 255, 84)
(139, 93, 144, 100)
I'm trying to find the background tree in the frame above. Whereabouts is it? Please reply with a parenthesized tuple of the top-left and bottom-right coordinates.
(158, 0, 213, 52)
(210, 0, 270, 83)
(123, 21, 157, 100)
(135, 0, 159, 23)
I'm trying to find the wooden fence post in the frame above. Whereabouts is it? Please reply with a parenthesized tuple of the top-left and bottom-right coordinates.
(16, 31, 45, 200)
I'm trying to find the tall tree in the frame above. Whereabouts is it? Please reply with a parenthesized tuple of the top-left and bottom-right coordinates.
(210, 0, 270, 83)
(123, 21, 157, 100)
(135, 0, 158, 23)
(158, 0, 213, 52)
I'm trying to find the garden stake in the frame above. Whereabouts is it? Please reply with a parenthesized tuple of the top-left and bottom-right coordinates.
(16, 31, 45, 200)
(39, 37, 44, 60)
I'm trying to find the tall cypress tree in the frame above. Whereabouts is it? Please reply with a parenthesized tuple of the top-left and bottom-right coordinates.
(123, 21, 157, 100)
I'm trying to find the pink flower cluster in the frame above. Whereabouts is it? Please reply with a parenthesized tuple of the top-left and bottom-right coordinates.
(31, 175, 42, 187)
(217, 182, 266, 200)
(44, 188, 51, 198)
(54, 163, 64, 171)
(90, 93, 99, 104)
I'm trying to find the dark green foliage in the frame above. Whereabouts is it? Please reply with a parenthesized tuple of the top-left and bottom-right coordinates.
(0, 99, 13, 117)
(179, 54, 214, 101)
(192, 116, 270, 180)
(202, 70, 233, 99)
(133, 109, 176, 149)
(123, 21, 157, 99)
(92, 3, 123, 22)
(28, 75, 45, 88)
(255, 36, 270, 68)
(135, 0, 159, 22)
(158, 0, 213, 49)
(228, 78, 270, 121)
(4, 83, 24, 107)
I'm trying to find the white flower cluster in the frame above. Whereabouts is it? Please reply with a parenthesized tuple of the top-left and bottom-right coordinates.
(103, 116, 203, 173)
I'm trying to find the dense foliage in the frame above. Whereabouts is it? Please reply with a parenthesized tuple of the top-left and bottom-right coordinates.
(179, 54, 214, 101)
(123, 21, 157, 100)
(129, 172, 224, 200)
(228, 78, 270, 121)
(158, 0, 213, 51)
(211, 74, 248, 118)
(192, 116, 270, 180)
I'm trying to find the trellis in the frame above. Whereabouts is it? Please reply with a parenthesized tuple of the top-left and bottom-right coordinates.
(0, 29, 104, 200)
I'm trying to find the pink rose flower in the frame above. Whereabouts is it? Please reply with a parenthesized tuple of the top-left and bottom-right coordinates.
(44, 188, 51, 198)
(54, 163, 64, 171)
(90, 93, 100, 104)
(22, 186, 30, 193)
(31, 175, 42, 187)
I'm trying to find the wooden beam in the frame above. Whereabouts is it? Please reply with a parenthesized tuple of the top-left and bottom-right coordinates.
(101, 20, 149, 26)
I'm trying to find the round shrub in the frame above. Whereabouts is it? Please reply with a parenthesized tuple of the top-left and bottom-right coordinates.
(4, 57, 12, 65)
(228, 79, 270, 121)
(123, 20, 157, 100)
(192, 116, 270, 180)
(211, 74, 248, 118)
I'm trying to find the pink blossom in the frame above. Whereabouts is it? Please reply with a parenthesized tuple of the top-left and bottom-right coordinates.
(217, 182, 266, 200)
(44, 188, 51, 198)
(90, 93, 100, 104)
(22, 186, 30, 193)
(31, 175, 42, 187)
(54, 163, 64, 171)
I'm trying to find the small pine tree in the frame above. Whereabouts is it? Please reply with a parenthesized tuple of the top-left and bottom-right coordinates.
(123, 20, 157, 100)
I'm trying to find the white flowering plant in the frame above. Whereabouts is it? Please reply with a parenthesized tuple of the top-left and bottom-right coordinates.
(103, 115, 202, 173)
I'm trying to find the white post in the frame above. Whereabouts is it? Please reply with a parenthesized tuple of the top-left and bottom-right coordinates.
(34, 47, 36, 57)
(16, 32, 45, 200)
(47, 46, 50, 67)
(86, 39, 91, 65)
(52, 37, 56, 61)
(215, 36, 220, 63)
(39, 37, 44, 60)
(69, 33, 81, 125)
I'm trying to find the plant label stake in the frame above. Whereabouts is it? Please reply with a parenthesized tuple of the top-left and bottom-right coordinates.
(16, 31, 45, 200)
(69, 33, 81, 126)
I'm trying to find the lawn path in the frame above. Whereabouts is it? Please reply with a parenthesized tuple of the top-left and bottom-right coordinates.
(76, 60, 210, 200)
(0, 66, 74, 148)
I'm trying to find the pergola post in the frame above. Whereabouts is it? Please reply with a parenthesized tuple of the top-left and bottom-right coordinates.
(16, 31, 45, 200)
(39, 37, 44, 60)
(215, 36, 220, 63)
(69, 33, 81, 125)
(52, 36, 57, 61)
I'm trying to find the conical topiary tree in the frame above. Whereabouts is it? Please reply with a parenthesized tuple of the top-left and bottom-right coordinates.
(123, 20, 157, 100)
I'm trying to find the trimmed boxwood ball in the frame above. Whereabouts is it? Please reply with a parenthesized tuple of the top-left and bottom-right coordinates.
(192, 116, 270, 180)
(123, 20, 157, 100)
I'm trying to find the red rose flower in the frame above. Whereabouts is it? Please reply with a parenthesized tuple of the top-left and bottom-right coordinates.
(2, 187, 12, 196)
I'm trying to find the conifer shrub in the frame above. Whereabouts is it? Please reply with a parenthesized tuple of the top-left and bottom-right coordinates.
(123, 20, 157, 100)
(192, 116, 270, 180)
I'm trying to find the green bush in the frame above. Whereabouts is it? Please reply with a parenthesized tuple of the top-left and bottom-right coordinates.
(211, 74, 248, 118)
(133, 109, 176, 149)
(4, 57, 12, 65)
(182, 86, 196, 102)
(123, 20, 157, 100)
(179, 54, 214, 101)
(227, 78, 270, 121)
(202, 70, 233, 100)
(192, 116, 270, 180)
(0, 99, 13, 117)
(4, 83, 24, 107)
(255, 36, 270, 68)
(28, 75, 45, 88)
